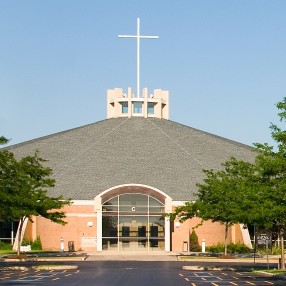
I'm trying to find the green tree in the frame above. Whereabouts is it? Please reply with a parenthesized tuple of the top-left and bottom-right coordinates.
(246, 98, 286, 269)
(0, 136, 9, 145)
(168, 98, 286, 267)
(0, 137, 71, 256)
(189, 230, 200, 252)
(172, 158, 254, 256)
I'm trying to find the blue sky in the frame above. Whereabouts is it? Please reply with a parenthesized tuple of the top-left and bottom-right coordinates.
(1, 0, 285, 147)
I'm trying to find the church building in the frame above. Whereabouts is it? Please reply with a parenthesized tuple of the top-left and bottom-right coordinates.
(4, 19, 255, 253)
(7, 86, 255, 253)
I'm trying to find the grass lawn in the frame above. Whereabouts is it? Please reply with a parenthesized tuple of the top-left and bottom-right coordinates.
(0, 249, 61, 256)
(0, 249, 15, 256)
(261, 269, 286, 275)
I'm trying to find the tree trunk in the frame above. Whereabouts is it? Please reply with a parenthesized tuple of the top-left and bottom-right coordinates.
(224, 224, 229, 256)
(280, 229, 285, 270)
(17, 217, 24, 256)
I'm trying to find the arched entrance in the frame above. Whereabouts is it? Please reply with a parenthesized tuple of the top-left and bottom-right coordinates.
(94, 184, 172, 252)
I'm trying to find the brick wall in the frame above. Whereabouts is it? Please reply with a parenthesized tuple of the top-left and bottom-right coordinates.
(24, 202, 246, 252)
(25, 204, 97, 251)
(171, 217, 245, 252)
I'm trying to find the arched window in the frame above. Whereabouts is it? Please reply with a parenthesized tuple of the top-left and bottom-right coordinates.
(102, 193, 165, 251)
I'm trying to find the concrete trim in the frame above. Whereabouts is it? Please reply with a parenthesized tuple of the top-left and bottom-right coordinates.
(94, 184, 173, 252)
(72, 200, 94, 206)
(98, 183, 172, 201)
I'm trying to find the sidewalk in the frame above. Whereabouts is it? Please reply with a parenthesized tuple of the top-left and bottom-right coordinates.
(0, 251, 282, 264)
(85, 251, 179, 261)
(84, 251, 280, 263)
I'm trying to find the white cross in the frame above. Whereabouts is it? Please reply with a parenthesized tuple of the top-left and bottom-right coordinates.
(118, 18, 159, 98)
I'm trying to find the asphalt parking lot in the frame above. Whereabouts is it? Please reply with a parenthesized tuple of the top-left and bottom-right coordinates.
(179, 269, 284, 286)
(0, 268, 80, 285)
(1, 261, 286, 286)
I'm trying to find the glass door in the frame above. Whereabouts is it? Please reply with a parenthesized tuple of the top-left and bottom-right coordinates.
(102, 193, 165, 251)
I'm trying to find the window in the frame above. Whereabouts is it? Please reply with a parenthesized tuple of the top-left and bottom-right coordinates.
(102, 193, 165, 251)
(133, 102, 142, 114)
(121, 102, 128, 114)
(147, 102, 155, 115)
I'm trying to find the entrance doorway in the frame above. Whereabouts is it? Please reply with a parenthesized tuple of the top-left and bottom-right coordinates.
(102, 193, 165, 251)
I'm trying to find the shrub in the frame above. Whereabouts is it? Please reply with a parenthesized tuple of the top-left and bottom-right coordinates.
(21, 236, 42, 250)
(206, 242, 251, 254)
(227, 242, 251, 254)
(206, 242, 225, 253)
(256, 245, 280, 255)
(189, 230, 201, 252)
(0, 241, 12, 250)
(31, 236, 42, 250)
(21, 238, 32, 246)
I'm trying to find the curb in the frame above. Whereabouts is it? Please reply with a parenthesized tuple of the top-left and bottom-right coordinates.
(1, 265, 78, 271)
(182, 265, 235, 271)
(2, 256, 87, 262)
(254, 270, 274, 277)
(254, 270, 286, 280)
(177, 256, 278, 263)
(32, 265, 78, 270)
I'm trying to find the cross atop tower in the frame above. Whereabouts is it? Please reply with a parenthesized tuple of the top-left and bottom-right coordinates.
(118, 18, 159, 98)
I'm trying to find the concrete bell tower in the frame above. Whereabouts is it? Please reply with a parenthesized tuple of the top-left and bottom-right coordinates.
(107, 18, 169, 120)
(107, 87, 169, 119)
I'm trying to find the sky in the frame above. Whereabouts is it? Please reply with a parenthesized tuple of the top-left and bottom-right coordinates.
(1, 0, 286, 147)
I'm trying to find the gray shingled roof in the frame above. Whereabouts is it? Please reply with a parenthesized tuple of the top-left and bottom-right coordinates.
(6, 117, 256, 201)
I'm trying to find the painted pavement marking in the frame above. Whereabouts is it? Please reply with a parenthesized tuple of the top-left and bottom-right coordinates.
(0, 269, 79, 284)
(232, 276, 239, 279)
(178, 269, 282, 286)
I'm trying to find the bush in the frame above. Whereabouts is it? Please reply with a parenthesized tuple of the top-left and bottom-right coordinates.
(206, 242, 225, 253)
(227, 242, 251, 254)
(0, 241, 12, 250)
(206, 242, 251, 254)
(21, 236, 42, 250)
(31, 236, 42, 250)
(256, 245, 280, 255)
(189, 230, 201, 252)
(21, 238, 32, 246)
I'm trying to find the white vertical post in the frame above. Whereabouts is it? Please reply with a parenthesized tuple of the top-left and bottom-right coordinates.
(118, 18, 159, 98)
(11, 222, 14, 244)
(165, 216, 170, 252)
(202, 239, 206, 253)
(165, 197, 172, 252)
(137, 18, 140, 98)
(96, 210, 102, 251)
(60, 237, 64, 252)
(94, 196, 102, 251)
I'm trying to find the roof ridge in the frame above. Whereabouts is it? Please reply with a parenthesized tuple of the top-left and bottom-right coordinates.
(148, 119, 205, 170)
(167, 119, 253, 150)
(4, 119, 110, 150)
(54, 117, 130, 178)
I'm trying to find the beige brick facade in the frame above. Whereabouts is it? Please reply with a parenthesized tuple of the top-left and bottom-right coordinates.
(23, 201, 248, 252)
